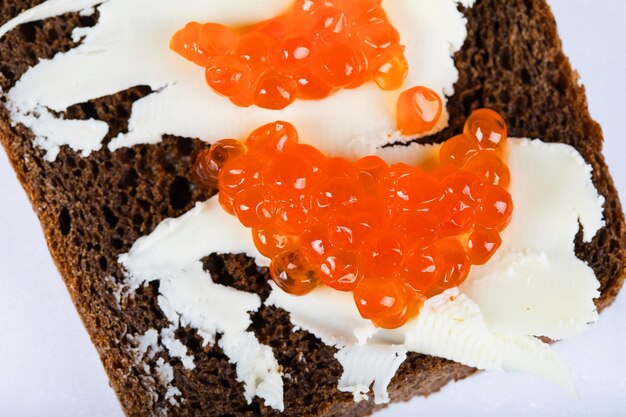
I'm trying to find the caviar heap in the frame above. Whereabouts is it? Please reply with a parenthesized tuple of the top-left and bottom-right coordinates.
(171, 0, 409, 110)
(192, 109, 513, 329)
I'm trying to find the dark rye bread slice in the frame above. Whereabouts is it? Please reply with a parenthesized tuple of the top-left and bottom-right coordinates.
(0, 0, 624, 415)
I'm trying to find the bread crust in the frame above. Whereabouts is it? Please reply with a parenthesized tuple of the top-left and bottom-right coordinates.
(0, 0, 624, 416)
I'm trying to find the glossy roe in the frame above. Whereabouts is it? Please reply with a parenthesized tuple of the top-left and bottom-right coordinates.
(191, 109, 512, 329)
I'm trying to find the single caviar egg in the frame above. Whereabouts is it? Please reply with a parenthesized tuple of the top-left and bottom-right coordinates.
(252, 227, 296, 259)
(319, 249, 361, 291)
(467, 227, 502, 265)
(395, 212, 437, 248)
(301, 225, 331, 260)
(272, 36, 313, 73)
(253, 72, 298, 110)
(373, 48, 409, 91)
(247, 121, 299, 153)
(464, 108, 508, 151)
(359, 229, 405, 277)
(233, 185, 272, 228)
(372, 298, 417, 329)
(355, 155, 389, 192)
(217, 154, 262, 200)
(329, 211, 378, 250)
(205, 56, 251, 98)
(199, 23, 238, 55)
(275, 201, 312, 235)
(270, 248, 319, 296)
(403, 245, 441, 294)
(191, 148, 219, 190)
(476, 184, 514, 230)
(314, 8, 350, 45)
(396, 86, 443, 135)
(294, 71, 334, 99)
(464, 151, 511, 187)
(190, 139, 247, 190)
(354, 275, 408, 326)
(434, 239, 471, 289)
(439, 134, 480, 167)
(316, 44, 365, 88)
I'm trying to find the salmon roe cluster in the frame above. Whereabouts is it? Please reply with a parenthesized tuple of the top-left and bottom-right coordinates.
(192, 109, 512, 329)
(171, 0, 408, 110)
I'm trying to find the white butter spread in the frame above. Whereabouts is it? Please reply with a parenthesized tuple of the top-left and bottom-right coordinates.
(336, 344, 407, 404)
(120, 139, 603, 407)
(0, 0, 471, 161)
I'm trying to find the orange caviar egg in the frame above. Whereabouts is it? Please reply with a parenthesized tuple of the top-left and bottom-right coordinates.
(205, 57, 251, 98)
(313, 162, 362, 214)
(392, 169, 445, 212)
(264, 150, 318, 201)
(372, 298, 418, 329)
(190, 139, 247, 190)
(171, 0, 410, 110)
(476, 184, 514, 230)
(354, 275, 408, 322)
(273, 36, 313, 72)
(396, 86, 443, 135)
(441, 171, 482, 204)
(233, 186, 272, 228)
(237, 32, 275, 65)
(170, 22, 212, 67)
(191, 148, 219, 190)
(252, 227, 295, 259)
(373, 48, 408, 90)
(217, 153, 262, 199)
(316, 44, 365, 88)
(301, 225, 331, 260)
(355, 155, 389, 189)
(319, 249, 361, 291)
(218, 192, 236, 215)
(353, 0, 383, 11)
(329, 211, 378, 250)
(294, 71, 334, 99)
(210, 139, 248, 166)
(436, 193, 476, 237)
(254, 72, 298, 110)
(464, 108, 508, 151)
(403, 245, 441, 294)
(360, 229, 405, 277)
(467, 227, 502, 265)
(395, 212, 437, 248)
(313, 8, 350, 45)
(198, 24, 238, 56)
(355, 19, 400, 55)
(270, 248, 319, 295)
(464, 152, 511, 187)
(247, 121, 299, 153)
(439, 134, 480, 167)
(434, 239, 471, 289)
(191, 109, 513, 329)
(275, 201, 311, 235)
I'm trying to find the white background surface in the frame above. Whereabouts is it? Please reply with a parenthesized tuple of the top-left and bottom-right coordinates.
(0, 1, 625, 416)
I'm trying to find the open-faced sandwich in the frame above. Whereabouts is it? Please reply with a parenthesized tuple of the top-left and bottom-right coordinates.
(0, 0, 624, 416)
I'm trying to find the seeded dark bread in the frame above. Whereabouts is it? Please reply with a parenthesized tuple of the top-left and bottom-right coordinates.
(0, 0, 624, 416)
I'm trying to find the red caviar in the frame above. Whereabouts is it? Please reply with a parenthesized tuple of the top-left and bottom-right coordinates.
(192, 109, 512, 329)
(171, 0, 409, 110)
(396, 86, 443, 135)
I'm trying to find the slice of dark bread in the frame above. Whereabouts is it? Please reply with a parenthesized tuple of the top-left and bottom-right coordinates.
(0, 0, 624, 416)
